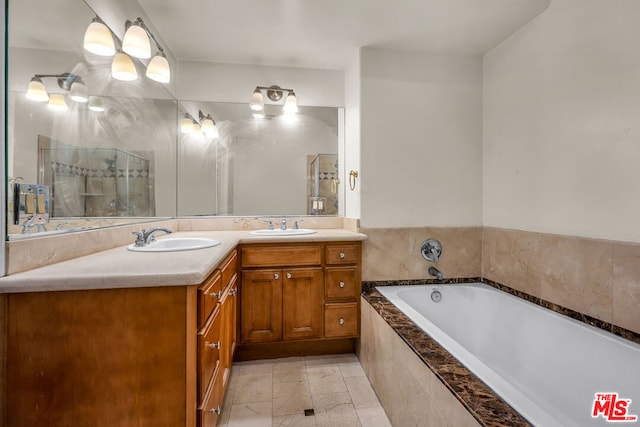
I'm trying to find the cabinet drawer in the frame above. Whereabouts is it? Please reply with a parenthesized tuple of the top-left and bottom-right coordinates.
(242, 246, 322, 267)
(198, 306, 222, 404)
(325, 267, 358, 300)
(220, 250, 237, 288)
(198, 366, 224, 427)
(198, 271, 222, 328)
(324, 303, 359, 338)
(325, 244, 359, 265)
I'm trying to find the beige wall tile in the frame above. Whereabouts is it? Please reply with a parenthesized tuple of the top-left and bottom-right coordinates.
(532, 234, 613, 322)
(482, 227, 542, 296)
(613, 242, 640, 334)
(361, 227, 482, 281)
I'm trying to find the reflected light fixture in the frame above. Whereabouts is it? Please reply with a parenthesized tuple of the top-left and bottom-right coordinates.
(26, 77, 49, 102)
(122, 19, 151, 59)
(249, 88, 264, 111)
(250, 85, 298, 114)
(181, 114, 196, 133)
(26, 73, 88, 104)
(112, 51, 138, 81)
(47, 94, 69, 111)
(199, 111, 219, 138)
(88, 96, 105, 112)
(83, 17, 115, 56)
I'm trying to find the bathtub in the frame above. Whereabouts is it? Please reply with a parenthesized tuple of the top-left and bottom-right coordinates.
(376, 283, 640, 427)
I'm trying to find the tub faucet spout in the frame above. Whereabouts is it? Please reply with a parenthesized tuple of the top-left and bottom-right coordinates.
(429, 266, 444, 280)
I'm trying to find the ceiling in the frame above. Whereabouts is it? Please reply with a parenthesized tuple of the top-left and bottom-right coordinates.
(138, 0, 551, 70)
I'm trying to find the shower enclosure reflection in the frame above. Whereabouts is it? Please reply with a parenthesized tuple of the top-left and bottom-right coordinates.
(39, 140, 154, 217)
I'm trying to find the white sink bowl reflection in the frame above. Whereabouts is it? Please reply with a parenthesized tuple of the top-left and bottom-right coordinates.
(127, 237, 221, 252)
(249, 229, 317, 236)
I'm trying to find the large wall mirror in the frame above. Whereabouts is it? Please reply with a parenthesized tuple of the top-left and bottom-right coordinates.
(5, 0, 343, 240)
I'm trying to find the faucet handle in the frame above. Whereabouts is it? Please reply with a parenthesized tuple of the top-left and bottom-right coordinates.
(280, 218, 288, 230)
(261, 220, 274, 230)
(293, 220, 303, 230)
(132, 230, 145, 247)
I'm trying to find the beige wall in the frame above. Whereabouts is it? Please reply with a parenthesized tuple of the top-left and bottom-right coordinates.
(483, 0, 640, 243)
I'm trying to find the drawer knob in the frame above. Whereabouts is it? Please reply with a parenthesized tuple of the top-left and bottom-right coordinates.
(208, 340, 221, 350)
(339, 281, 345, 288)
(286, 273, 292, 279)
(339, 318, 345, 325)
(339, 252, 346, 259)
(274, 273, 279, 280)
(210, 405, 221, 415)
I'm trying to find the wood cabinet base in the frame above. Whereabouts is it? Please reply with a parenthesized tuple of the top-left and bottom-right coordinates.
(234, 338, 355, 361)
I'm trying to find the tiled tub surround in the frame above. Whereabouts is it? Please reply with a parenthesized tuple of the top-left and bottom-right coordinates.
(483, 227, 640, 336)
(361, 280, 640, 427)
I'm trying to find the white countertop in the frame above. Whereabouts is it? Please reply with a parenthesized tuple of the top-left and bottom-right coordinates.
(0, 229, 366, 293)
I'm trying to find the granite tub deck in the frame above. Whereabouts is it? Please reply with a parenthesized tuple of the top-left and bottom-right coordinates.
(362, 281, 531, 427)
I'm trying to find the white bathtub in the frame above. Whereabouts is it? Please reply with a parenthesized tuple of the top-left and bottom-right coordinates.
(376, 283, 640, 427)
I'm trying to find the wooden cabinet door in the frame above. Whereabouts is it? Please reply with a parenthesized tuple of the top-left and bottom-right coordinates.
(241, 270, 283, 343)
(283, 268, 324, 340)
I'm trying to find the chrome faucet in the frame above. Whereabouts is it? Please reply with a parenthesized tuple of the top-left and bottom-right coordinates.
(132, 227, 172, 247)
(21, 215, 47, 234)
(280, 219, 288, 230)
(428, 266, 444, 281)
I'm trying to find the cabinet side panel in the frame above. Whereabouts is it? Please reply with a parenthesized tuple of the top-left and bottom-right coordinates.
(7, 287, 189, 427)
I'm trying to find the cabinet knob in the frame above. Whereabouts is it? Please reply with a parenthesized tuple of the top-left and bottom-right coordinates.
(230, 287, 238, 296)
(210, 405, 221, 415)
(209, 290, 222, 299)
(339, 281, 345, 288)
(286, 273, 292, 279)
(339, 318, 345, 325)
(208, 340, 221, 350)
(339, 252, 346, 259)
(274, 273, 279, 280)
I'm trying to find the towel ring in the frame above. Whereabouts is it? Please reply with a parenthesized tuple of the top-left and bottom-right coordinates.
(349, 170, 359, 191)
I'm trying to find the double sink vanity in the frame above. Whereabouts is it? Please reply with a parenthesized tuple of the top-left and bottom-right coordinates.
(0, 225, 365, 427)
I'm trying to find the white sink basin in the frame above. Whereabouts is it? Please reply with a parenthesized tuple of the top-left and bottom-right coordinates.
(127, 237, 221, 252)
(249, 229, 317, 236)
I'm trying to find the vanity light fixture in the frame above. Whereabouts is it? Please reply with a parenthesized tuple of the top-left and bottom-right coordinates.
(249, 85, 298, 114)
(146, 52, 171, 83)
(47, 94, 69, 111)
(180, 113, 196, 133)
(88, 96, 106, 112)
(26, 73, 88, 104)
(122, 19, 151, 59)
(83, 16, 115, 56)
(111, 51, 138, 81)
(199, 111, 219, 138)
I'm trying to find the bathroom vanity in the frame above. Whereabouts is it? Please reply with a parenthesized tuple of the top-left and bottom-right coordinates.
(0, 228, 365, 427)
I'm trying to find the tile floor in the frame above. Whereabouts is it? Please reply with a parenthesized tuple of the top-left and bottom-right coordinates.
(217, 353, 393, 427)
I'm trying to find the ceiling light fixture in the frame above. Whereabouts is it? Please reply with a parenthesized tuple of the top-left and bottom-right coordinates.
(88, 96, 105, 112)
(181, 114, 196, 134)
(47, 94, 69, 111)
(250, 85, 298, 114)
(146, 52, 171, 83)
(112, 51, 138, 81)
(26, 77, 49, 102)
(83, 16, 115, 56)
(122, 19, 151, 59)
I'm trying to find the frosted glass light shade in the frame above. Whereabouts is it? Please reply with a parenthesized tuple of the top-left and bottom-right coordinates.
(83, 20, 115, 56)
(69, 81, 89, 103)
(122, 24, 151, 59)
(283, 91, 298, 113)
(112, 52, 138, 81)
(26, 77, 49, 102)
(181, 118, 195, 133)
(249, 89, 264, 111)
(202, 119, 219, 138)
(88, 96, 105, 112)
(47, 94, 68, 111)
(146, 53, 171, 83)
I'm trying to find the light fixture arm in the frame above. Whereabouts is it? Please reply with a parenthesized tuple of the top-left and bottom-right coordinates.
(254, 85, 295, 102)
(198, 110, 215, 124)
(32, 73, 84, 91)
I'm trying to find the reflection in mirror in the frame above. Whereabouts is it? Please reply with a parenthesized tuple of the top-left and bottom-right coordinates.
(6, 0, 177, 239)
(177, 102, 342, 217)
